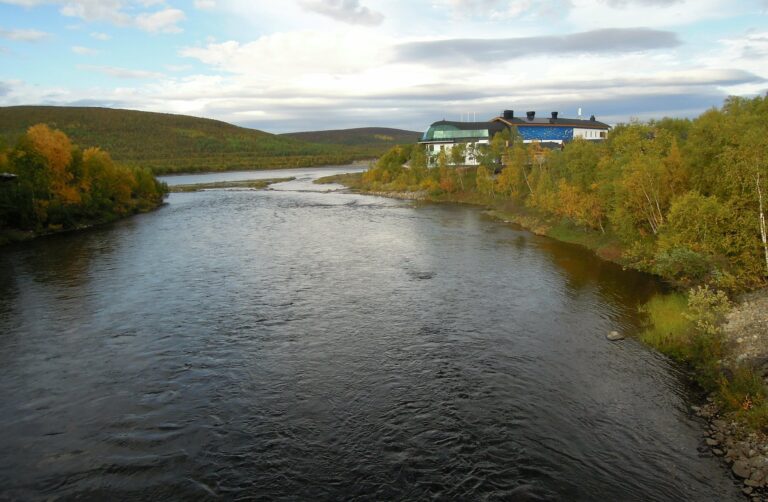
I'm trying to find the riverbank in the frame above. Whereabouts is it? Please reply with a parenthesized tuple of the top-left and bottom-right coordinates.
(317, 172, 627, 265)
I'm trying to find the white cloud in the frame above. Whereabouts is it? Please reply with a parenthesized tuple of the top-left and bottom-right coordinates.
(695, 31, 768, 94)
(567, 0, 736, 28)
(1, 1, 186, 32)
(194, 0, 216, 8)
(0, 27, 49, 41)
(0, 0, 48, 5)
(180, 30, 388, 76)
(297, 0, 384, 25)
(59, 0, 131, 25)
(135, 8, 185, 33)
(435, 0, 572, 20)
(78, 64, 164, 79)
(71, 44, 98, 54)
(90, 31, 111, 40)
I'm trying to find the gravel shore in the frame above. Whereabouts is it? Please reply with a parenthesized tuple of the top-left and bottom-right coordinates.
(698, 288, 768, 500)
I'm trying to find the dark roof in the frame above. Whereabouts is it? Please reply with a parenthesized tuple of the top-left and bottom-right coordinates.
(0, 173, 17, 182)
(494, 116, 611, 129)
(429, 120, 508, 134)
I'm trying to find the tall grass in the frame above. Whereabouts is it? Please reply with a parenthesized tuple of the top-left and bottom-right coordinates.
(639, 293, 692, 359)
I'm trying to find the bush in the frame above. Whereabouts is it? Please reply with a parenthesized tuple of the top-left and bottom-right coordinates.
(685, 285, 732, 336)
(653, 246, 714, 282)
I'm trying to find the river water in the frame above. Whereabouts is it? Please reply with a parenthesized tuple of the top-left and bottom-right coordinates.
(0, 166, 740, 500)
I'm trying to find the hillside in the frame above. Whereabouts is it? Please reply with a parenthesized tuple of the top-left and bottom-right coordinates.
(281, 127, 422, 149)
(0, 106, 372, 174)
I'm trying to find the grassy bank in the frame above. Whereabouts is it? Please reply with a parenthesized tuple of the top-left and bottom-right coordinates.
(640, 290, 768, 430)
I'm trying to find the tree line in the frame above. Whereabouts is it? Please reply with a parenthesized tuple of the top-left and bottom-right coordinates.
(0, 124, 168, 241)
(357, 95, 768, 290)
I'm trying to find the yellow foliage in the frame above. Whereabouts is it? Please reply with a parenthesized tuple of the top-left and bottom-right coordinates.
(26, 124, 81, 205)
(26, 124, 73, 175)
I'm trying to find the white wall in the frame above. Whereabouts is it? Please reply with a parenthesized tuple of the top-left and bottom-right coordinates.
(573, 128, 607, 140)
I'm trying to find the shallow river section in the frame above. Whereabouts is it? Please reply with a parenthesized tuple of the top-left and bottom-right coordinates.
(0, 166, 740, 500)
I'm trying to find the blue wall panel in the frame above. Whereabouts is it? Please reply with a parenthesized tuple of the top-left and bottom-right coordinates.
(518, 126, 573, 142)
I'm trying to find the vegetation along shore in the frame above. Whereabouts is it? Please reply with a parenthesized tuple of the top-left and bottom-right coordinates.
(168, 178, 295, 192)
(320, 95, 768, 492)
(0, 124, 168, 245)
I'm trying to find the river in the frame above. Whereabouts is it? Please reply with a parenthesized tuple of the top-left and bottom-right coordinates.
(0, 166, 740, 500)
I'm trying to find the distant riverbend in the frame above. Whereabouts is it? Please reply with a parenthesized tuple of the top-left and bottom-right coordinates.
(0, 166, 741, 500)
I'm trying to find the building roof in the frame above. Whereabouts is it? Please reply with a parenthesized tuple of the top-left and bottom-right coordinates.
(493, 116, 611, 129)
(420, 120, 508, 142)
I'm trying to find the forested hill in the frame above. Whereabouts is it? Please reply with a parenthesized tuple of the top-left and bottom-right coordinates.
(281, 127, 422, 148)
(0, 106, 372, 174)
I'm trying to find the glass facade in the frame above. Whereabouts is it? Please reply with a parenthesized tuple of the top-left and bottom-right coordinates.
(421, 124, 490, 141)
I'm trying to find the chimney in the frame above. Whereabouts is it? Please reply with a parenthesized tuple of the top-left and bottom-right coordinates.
(551, 111, 558, 119)
(503, 109, 514, 119)
(590, 115, 596, 122)
(526, 111, 535, 121)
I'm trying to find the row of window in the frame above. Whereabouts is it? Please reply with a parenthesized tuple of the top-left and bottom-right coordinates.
(580, 129, 607, 139)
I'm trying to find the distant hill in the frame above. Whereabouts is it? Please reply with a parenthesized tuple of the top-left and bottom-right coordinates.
(0, 106, 374, 174)
(281, 127, 422, 149)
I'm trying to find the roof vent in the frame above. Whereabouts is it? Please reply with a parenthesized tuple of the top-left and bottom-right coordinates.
(551, 111, 558, 119)
(503, 109, 514, 119)
(590, 115, 596, 122)
(526, 111, 535, 121)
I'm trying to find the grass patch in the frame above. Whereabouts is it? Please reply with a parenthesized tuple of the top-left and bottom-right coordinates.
(169, 177, 294, 192)
(640, 293, 692, 359)
(314, 172, 364, 186)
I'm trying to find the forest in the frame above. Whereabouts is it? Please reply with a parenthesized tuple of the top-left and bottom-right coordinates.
(0, 124, 168, 244)
(353, 95, 768, 291)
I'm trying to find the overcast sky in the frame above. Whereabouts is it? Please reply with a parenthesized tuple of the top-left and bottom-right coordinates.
(0, 0, 767, 133)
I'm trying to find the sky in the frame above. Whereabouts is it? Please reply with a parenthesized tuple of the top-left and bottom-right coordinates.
(0, 0, 767, 133)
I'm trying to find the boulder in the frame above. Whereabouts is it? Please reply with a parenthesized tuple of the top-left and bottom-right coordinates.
(606, 331, 625, 341)
(733, 460, 752, 479)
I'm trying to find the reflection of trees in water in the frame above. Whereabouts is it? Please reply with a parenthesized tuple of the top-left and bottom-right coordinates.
(0, 255, 18, 319)
(533, 234, 664, 322)
(18, 224, 122, 289)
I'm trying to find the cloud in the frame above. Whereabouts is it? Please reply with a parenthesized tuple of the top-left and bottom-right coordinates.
(194, 0, 215, 8)
(1, 1, 186, 32)
(78, 64, 164, 79)
(396, 28, 680, 65)
(59, 0, 131, 24)
(297, 0, 384, 25)
(0, 0, 48, 5)
(601, 0, 684, 6)
(135, 8, 185, 33)
(90, 31, 111, 40)
(434, 0, 573, 20)
(0, 27, 49, 41)
(0, 81, 10, 96)
(71, 44, 98, 55)
(180, 31, 388, 76)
